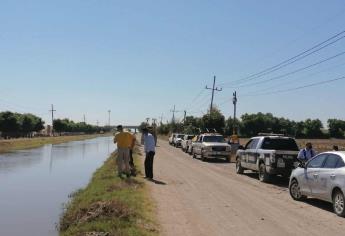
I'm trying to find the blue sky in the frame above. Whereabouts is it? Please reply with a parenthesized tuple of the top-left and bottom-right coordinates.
(1, 0, 345, 126)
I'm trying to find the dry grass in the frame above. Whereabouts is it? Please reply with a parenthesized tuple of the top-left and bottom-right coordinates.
(59, 150, 158, 236)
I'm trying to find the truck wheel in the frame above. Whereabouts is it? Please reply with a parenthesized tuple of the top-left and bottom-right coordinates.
(226, 156, 231, 163)
(258, 163, 270, 182)
(289, 179, 306, 201)
(192, 150, 197, 159)
(236, 157, 244, 174)
(333, 190, 345, 217)
(201, 153, 207, 162)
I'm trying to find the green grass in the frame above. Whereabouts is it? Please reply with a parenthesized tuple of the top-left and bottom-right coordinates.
(0, 134, 109, 154)
(59, 149, 158, 236)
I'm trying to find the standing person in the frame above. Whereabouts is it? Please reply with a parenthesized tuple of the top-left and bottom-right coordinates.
(114, 125, 132, 178)
(333, 145, 339, 151)
(129, 131, 137, 176)
(297, 142, 316, 162)
(142, 127, 156, 180)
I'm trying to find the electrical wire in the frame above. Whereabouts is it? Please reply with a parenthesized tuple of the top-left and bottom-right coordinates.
(243, 75, 345, 96)
(225, 51, 345, 89)
(219, 29, 345, 87)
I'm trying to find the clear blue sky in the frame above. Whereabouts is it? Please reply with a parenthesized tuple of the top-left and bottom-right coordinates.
(1, 0, 345, 126)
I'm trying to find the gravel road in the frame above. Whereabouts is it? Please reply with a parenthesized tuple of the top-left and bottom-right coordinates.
(142, 140, 345, 236)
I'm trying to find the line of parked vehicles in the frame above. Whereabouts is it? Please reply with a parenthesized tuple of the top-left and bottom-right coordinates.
(168, 132, 345, 217)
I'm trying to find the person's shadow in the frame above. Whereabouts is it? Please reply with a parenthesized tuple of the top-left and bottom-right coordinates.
(149, 179, 167, 185)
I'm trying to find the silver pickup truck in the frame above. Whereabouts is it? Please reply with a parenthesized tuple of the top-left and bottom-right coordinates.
(235, 135, 299, 182)
(192, 134, 231, 162)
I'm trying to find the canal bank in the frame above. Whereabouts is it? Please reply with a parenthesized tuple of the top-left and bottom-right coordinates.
(0, 133, 111, 154)
(0, 136, 114, 236)
(59, 148, 158, 236)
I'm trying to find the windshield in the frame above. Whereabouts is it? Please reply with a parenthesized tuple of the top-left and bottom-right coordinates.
(261, 138, 299, 151)
(203, 136, 225, 143)
(177, 134, 184, 139)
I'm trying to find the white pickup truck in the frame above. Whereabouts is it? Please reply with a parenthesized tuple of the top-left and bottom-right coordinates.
(235, 135, 299, 182)
(192, 134, 231, 162)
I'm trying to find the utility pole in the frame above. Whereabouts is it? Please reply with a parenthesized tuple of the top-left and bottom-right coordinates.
(183, 110, 187, 125)
(146, 117, 150, 124)
(159, 114, 164, 125)
(49, 104, 56, 135)
(83, 114, 86, 123)
(206, 75, 222, 113)
(232, 91, 237, 135)
(96, 120, 99, 126)
(170, 105, 181, 123)
(107, 110, 111, 127)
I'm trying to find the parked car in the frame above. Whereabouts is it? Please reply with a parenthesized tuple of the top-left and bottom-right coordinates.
(235, 135, 299, 182)
(289, 151, 345, 217)
(173, 134, 185, 147)
(181, 135, 195, 152)
(192, 133, 231, 162)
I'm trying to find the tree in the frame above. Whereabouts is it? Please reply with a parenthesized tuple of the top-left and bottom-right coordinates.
(0, 111, 21, 137)
(328, 119, 345, 138)
(303, 119, 324, 138)
(201, 107, 225, 134)
(224, 116, 242, 135)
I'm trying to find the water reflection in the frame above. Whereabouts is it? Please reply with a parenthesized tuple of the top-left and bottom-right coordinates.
(0, 136, 114, 236)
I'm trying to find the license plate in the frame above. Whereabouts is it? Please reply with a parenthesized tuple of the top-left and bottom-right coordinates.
(277, 159, 285, 168)
(216, 152, 221, 155)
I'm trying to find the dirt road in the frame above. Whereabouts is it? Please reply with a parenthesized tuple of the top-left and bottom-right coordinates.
(142, 140, 345, 236)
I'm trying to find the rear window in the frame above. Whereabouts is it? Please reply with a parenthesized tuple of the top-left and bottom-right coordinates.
(203, 136, 225, 143)
(261, 138, 299, 151)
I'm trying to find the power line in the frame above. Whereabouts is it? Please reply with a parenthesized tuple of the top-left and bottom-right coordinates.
(243, 75, 345, 96)
(219, 29, 345, 86)
(227, 51, 345, 88)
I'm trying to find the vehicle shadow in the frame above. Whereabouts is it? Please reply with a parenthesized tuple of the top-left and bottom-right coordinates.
(204, 159, 232, 165)
(304, 198, 334, 213)
(242, 171, 289, 188)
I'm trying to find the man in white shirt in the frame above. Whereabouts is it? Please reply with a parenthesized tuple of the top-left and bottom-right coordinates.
(142, 127, 156, 179)
(297, 142, 316, 162)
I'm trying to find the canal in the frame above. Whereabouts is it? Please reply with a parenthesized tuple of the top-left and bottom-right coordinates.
(0, 136, 114, 236)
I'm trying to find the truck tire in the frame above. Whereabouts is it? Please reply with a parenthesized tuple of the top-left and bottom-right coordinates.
(236, 157, 244, 174)
(192, 150, 197, 159)
(226, 156, 231, 163)
(201, 153, 207, 162)
(258, 162, 270, 182)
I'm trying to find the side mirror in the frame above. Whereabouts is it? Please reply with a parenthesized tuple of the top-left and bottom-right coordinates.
(298, 162, 306, 169)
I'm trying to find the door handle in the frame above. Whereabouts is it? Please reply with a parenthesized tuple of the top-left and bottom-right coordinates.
(313, 174, 318, 179)
(330, 174, 336, 179)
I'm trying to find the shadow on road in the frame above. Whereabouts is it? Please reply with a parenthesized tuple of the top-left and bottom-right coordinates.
(148, 179, 167, 185)
(202, 159, 232, 165)
(304, 198, 334, 213)
(242, 171, 289, 188)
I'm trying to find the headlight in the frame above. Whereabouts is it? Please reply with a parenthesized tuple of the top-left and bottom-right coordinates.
(204, 146, 212, 151)
(270, 153, 276, 163)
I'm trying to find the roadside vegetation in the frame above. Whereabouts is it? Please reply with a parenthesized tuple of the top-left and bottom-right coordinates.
(0, 134, 109, 153)
(59, 149, 158, 236)
(147, 108, 345, 139)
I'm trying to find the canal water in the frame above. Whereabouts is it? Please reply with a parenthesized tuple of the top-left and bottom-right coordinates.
(0, 136, 114, 236)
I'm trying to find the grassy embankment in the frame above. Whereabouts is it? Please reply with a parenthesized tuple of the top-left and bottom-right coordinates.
(59, 148, 158, 236)
(0, 134, 109, 154)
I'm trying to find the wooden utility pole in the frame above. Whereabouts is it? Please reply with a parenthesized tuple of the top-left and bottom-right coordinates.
(233, 91, 237, 134)
(108, 110, 111, 126)
(206, 76, 222, 113)
(49, 104, 56, 135)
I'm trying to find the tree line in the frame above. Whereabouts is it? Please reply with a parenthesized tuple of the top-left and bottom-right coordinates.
(0, 111, 44, 138)
(0, 111, 110, 138)
(53, 119, 108, 134)
(152, 108, 345, 139)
